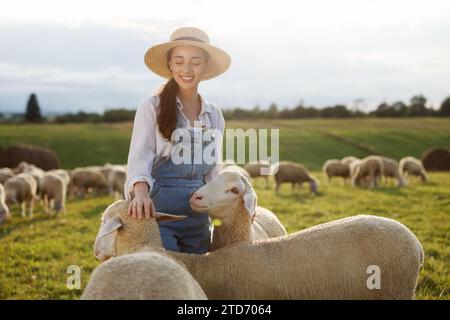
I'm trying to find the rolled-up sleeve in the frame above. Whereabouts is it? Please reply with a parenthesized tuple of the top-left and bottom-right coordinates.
(204, 107, 225, 184)
(124, 98, 157, 201)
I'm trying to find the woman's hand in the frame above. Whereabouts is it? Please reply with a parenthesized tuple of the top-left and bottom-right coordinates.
(128, 182, 156, 219)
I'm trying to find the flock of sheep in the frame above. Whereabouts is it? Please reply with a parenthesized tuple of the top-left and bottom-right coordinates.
(0, 157, 427, 299)
(0, 162, 127, 224)
(221, 155, 427, 195)
(0, 155, 428, 225)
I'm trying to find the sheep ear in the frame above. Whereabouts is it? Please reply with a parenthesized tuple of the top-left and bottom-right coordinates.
(97, 217, 122, 238)
(241, 174, 257, 219)
(155, 212, 187, 222)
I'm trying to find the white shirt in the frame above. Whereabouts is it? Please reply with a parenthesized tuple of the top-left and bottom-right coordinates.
(124, 93, 225, 201)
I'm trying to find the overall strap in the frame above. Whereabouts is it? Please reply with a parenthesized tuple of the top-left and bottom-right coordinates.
(206, 110, 215, 129)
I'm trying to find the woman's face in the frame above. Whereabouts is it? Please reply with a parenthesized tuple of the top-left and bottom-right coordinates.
(168, 45, 208, 90)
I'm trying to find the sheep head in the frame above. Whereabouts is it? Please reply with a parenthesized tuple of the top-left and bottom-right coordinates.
(189, 170, 257, 222)
(93, 199, 186, 262)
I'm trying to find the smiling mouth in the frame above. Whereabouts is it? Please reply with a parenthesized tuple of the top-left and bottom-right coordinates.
(180, 75, 194, 82)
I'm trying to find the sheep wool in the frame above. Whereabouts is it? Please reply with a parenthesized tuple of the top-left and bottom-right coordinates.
(94, 200, 424, 300)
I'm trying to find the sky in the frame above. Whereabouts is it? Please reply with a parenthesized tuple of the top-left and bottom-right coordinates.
(1, 0, 449, 114)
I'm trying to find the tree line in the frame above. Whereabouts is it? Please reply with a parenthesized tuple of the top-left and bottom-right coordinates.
(1, 93, 449, 123)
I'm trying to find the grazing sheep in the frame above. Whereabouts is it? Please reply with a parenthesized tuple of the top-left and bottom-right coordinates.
(4, 173, 37, 218)
(39, 172, 67, 215)
(48, 169, 71, 186)
(399, 157, 427, 183)
(380, 157, 405, 187)
(190, 171, 287, 251)
(348, 159, 362, 177)
(94, 200, 424, 299)
(341, 156, 360, 166)
(351, 156, 384, 188)
(271, 161, 318, 194)
(15, 162, 45, 198)
(69, 168, 109, 198)
(0, 168, 14, 184)
(243, 160, 271, 188)
(107, 167, 127, 200)
(82, 251, 207, 300)
(0, 183, 11, 224)
(93, 163, 126, 180)
(322, 159, 350, 184)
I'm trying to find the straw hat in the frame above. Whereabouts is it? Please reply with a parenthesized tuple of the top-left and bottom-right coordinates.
(144, 27, 231, 80)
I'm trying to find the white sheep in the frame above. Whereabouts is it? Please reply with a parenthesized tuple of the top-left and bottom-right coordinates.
(0, 183, 11, 224)
(16, 163, 44, 198)
(380, 156, 405, 187)
(243, 160, 271, 189)
(351, 156, 384, 188)
(399, 157, 427, 183)
(0, 168, 14, 184)
(107, 166, 127, 200)
(39, 172, 67, 215)
(271, 161, 318, 194)
(322, 159, 350, 184)
(48, 169, 71, 187)
(69, 167, 109, 198)
(190, 170, 287, 251)
(4, 173, 37, 218)
(341, 156, 360, 166)
(82, 250, 207, 300)
(94, 199, 424, 299)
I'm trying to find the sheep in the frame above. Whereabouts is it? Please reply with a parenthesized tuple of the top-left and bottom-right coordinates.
(399, 157, 427, 183)
(0, 168, 14, 184)
(190, 170, 287, 251)
(4, 173, 37, 218)
(271, 161, 318, 194)
(15, 163, 44, 198)
(91, 163, 125, 180)
(93, 199, 424, 299)
(351, 156, 384, 188)
(82, 251, 207, 300)
(322, 159, 350, 184)
(243, 160, 271, 189)
(107, 167, 127, 200)
(380, 157, 405, 187)
(341, 156, 360, 166)
(348, 158, 362, 177)
(69, 168, 109, 198)
(48, 169, 71, 187)
(39, 172, 67, 215)
(0, 183, 11, 224)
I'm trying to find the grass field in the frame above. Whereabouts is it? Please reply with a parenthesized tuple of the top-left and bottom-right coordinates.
(0, 117, 449, 299)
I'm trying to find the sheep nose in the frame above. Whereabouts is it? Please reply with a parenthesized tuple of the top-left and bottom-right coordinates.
(190, 192, 203, 201)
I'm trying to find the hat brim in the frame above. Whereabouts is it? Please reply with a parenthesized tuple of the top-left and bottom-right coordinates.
(144, 40, 231, 80)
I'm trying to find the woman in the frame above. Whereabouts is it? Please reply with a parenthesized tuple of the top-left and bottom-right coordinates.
(124, 27, 231, 254)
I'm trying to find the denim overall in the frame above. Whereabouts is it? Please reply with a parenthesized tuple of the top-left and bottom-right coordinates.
(149, 109, 216, 254)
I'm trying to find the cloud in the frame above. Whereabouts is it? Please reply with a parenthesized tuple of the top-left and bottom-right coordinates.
(1, 1, 449, 112)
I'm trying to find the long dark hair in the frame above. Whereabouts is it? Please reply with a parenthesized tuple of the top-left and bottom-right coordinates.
(156, 47, 209, 140)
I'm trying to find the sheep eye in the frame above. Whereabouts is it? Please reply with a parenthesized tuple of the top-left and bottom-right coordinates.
(230, 187, 239, 194)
